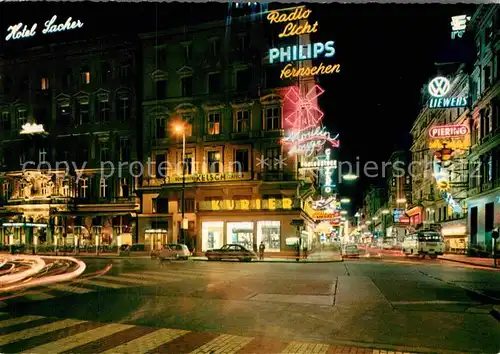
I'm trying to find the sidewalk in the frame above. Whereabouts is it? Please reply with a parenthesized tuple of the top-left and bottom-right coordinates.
(0, 251, 151, 259)
(440, 253, 499, 269)
(192, 251, 342, 263)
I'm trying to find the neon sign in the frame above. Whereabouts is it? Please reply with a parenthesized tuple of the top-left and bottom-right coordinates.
(310, 196, 337, 210)
(20, 123, 45, 135)
(427, 76, 467, 109)
(267, 6, 340, 79)
(281, 85, 339, 157)
(269, 42, 335, 64)
(5, 15, 84, 41)
(451, 15, 470, 40)
(432, 158, 463, 214)
(429, 124, 468, 138)
(322, 148, 336, 194)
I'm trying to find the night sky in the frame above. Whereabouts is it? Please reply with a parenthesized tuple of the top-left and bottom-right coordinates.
(0, 2, 478, 210)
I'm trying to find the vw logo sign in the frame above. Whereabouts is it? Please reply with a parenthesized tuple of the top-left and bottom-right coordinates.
(428, 76, 450, 98)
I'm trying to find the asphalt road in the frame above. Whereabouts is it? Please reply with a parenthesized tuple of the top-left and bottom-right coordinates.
(1, 257, 500, 353)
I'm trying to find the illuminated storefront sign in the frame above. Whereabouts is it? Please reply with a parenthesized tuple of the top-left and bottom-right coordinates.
(198, 198, 293, 211)
(428, 124, 470, 149)
(312, 211, 339, 220)
(432, 159, 463, 214)
(165, 172, 251, 184)
(427, 76, 467, 109)
(5, 15, 84, 41)
(266, 6, 340, 79)
(301, 159, 337, 169)
(322, 148, 336, 193)
(310, 196, 337, 210)
(451, 15, 470, 40)
(281, 85, 339, 157)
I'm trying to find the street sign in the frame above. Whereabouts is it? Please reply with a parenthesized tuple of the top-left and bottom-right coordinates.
(492, 230, 499, 240)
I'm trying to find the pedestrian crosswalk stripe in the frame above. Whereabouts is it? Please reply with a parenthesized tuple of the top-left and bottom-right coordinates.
(281, 341, 330, 354)
(120, 272, 177, 282)
(26, 323, 134, 353)
(75, 279, 128, 289)
(139, 270, 205, 279)
(100, 328, 189, 354)
(47, 283, 94, 294)
(23, 292, 56, 301)
(0, 318, 86, 346)
(189, 333, 253, 354)
(98, 275, 158, 286)
(0, 315, 45, 328)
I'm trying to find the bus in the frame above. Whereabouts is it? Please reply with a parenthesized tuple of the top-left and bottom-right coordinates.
(402, 230, 445, 259)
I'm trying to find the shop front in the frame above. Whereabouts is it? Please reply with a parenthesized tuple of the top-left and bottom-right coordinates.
(441, 219, 467, 253)
(197, 197, 313, 253)
(138, 216, 172, 250)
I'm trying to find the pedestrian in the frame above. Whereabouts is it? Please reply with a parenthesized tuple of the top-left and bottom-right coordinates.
(259, 241, 265, 260)
(303, 246, 308, 259)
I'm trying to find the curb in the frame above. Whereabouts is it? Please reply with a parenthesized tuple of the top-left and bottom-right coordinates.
(491, 306, 500, 322)
(439, 257, 499, 270)
(191, 258, 343, 264)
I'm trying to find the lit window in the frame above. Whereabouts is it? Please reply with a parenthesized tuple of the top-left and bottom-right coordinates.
(79, 178, 88, 198)
(208, 112, 221, 135)
(41, 77, 49, 90)
(99, 178, 108, 198)
(207, 151, 221, 174)
(81, 70, 90, 84)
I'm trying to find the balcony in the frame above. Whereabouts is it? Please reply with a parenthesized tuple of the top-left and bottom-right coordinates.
(203, 134, 224, 142)
(231, 131, 250, 140)
(141, 178, 164, 187)
(262, 129, 284, 139)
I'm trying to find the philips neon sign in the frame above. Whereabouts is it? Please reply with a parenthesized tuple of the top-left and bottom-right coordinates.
(5, 15, 84, 41)
(451, 15, 470, 40)
(267, 6, 340, 79)
(427, 76, 468, 109)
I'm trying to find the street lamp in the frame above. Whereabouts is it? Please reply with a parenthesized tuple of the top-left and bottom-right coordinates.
(340, 198, 350, 204)
(342, 173, 358, 181)
(340, 210, 347, 215)
(174, 123, 186, 244)
(396, 198, 407, 204)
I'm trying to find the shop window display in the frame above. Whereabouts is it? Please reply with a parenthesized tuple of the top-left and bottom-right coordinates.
(227, 222, 254, 250)
(202, 221, 224, 251)
(257, 221, 280, 251)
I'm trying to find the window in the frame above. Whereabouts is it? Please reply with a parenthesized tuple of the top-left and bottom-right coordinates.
(264, 107, 280, 131)
(119, 178, 130, 198)
(154, 117, 165, 139)
(182, 117, 193, 137)
(38, 148, 47, 163)
(208, 73, 221, 93)
(238, 35, 246, 53)
(236, 69, 251, 92)
(234, 149, 249, 173)
(79, 178, 88, 198)
(265, 147, 280, 171)
(98, 99, 110, 123)
(63, 69, 72, 88)
(80, 67, 90, 84)
(207, 112, 221, 135)
(227, 222, 253, 250)
(101, 62, 112, 83)
(211, 40, 220, 57)
(178, 198, 195, 213)
(155, 153, 166, 177)
(183, 44, 191, 62)
(16, 109, 27, 128)
(257, 221, 280, 252)
(119, 66, 129, 78)
(202, 221, 224, 251)
(99, 178, 108, 198)
(156, 80, 167, 100)
(99, 141, 109, 162)
(235, 110, 249, 132)
(181, 76, 193, 97)
(2, 182, 10, 201)
(156, 47, 166, 66)
(118, 97, 131, 122)
(1, 112, 11, 130)
(75, 102, 88, 124)
(119, 137, 131, 162)
(484, 65, 492, 89)
(184, 152, 193, 175)
(40, 77, 49, 90)
(207, 151, 221, 173)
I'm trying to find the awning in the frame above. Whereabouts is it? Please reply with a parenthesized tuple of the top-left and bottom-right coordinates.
(52, 211, 134, 217)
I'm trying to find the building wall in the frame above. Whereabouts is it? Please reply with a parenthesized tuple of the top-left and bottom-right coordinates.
(0, 35, 140, 246)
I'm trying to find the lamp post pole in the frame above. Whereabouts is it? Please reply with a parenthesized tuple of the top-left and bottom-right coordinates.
(181, 129, 186, 244)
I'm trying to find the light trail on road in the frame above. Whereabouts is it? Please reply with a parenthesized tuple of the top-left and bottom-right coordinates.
(0, 255, 86, 293)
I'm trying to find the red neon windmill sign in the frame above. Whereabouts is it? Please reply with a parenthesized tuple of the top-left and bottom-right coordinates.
(283, 85, 325, 130)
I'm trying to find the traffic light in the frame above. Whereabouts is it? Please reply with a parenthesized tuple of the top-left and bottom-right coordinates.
(434, 147, 453, 167)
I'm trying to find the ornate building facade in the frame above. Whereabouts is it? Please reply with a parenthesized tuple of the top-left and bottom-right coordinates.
(137, 7, 318, 252)
(0, 35, 140, 248)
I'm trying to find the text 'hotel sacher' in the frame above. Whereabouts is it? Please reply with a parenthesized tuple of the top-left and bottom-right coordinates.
(0, 4, 335, 254)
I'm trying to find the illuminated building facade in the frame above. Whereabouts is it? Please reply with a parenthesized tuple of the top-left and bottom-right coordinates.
(409, 66, 470, 251)
(0, 35, 140, 248)
(137, 7, 319, 252)
(466, 5, 500, 253)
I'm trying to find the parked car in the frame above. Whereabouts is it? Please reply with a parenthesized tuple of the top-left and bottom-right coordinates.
(166, 244, 191, 260)
(205, 244, 257, 262)
(150, 245, 179, 260)
(342, 244, 360, 258)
